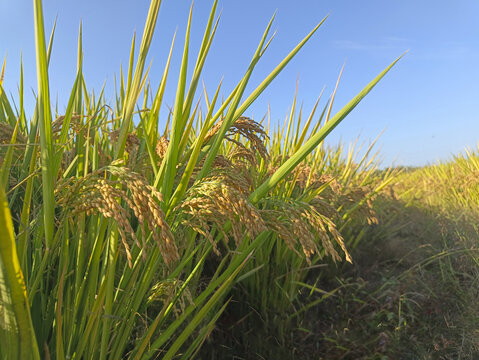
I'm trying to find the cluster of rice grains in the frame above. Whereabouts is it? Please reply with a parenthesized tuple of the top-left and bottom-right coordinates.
(177, 167, 266, 254)
(177, 117, 268, 254)
(176, 116, 354, 263)
(260, 198, 351, 263)
(55, 166, 178, 266)
(109, 128, 151, 173)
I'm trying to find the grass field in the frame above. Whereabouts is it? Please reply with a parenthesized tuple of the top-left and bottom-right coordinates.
(0, 1, 477, 359)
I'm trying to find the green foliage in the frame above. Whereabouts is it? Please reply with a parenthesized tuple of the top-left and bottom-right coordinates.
(0, 0, 401, 358)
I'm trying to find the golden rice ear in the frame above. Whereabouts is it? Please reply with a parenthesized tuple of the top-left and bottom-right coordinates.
(177, 170, 266, 253)
(204, 117, 269, 162)
(155, 135, 169, 160)
(56, 166, 178, 267)
(203, 120, 223, 145)
(310, 197, 338, 219)
(226, 117, 269, 161)
(109, 129, 140, 155)
(51, 114, 83, 135)
(228, 146, 258, 167)
(191, 154, 253, 194)
(259, 198, 352, 264)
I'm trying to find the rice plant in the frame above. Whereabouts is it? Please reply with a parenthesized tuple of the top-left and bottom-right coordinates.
(0, 0, 401, 358)
(204, 101, 397, 357)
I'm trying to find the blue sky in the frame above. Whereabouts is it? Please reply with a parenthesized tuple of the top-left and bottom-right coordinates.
(1, 0, 479, 166)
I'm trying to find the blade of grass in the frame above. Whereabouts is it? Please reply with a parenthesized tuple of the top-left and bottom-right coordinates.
(33, 0, 55, 247)
(0, 187, 40, 360)
(160, 2, 194, 202)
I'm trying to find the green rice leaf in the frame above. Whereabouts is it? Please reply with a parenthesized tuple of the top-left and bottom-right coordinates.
(33, 0, 55, 246)
(249, 53, 405, 204)
(0, 187, 40, 360)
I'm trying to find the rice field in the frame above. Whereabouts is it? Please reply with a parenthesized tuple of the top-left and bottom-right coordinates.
(1, 1, 477, 359)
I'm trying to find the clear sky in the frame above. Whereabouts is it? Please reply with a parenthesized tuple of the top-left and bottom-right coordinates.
(1, 0, 479, 166)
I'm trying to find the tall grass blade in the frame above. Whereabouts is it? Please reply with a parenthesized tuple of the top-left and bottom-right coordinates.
(161, 3, 194, 202)
(0, 187, 40, 360)
(0, 55, 6, 96)
(33, 0, 55, 246)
